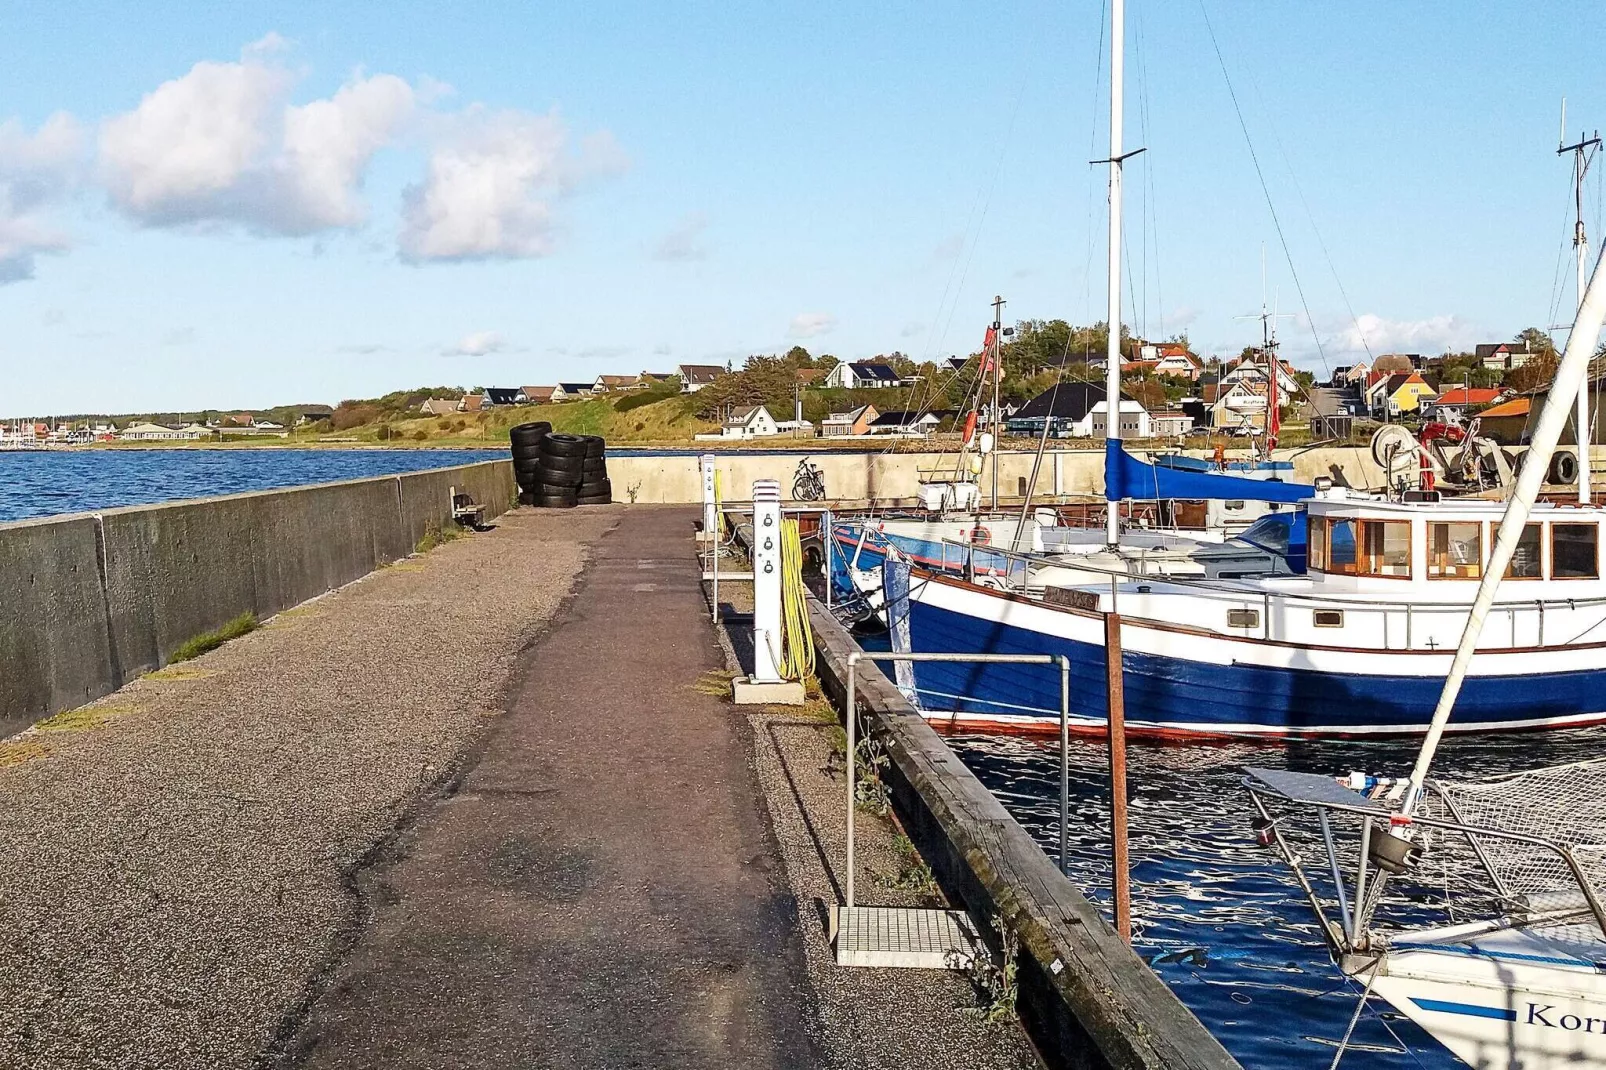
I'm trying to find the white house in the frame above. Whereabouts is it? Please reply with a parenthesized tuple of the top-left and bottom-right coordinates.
(1149, 410, 1195, 436)
(678, 364, 725, 393)
(868, 410, 943, 436)
(1086, 400, 1153, 438)
(1004, 383, 1151, 438)
(119, 422, 184, 441)
(694, 406, 780, 441)
(824, 361, 902, 389)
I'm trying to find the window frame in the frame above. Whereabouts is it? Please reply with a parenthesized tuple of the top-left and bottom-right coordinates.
(1502, 522, 1545, 581)
(1551, 521, 1600, 580)
(1426, 520, 1486, 581)
(1355, 518, 1412, 579)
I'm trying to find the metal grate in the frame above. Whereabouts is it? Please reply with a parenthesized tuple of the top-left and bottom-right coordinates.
(834, 906, 983, 969)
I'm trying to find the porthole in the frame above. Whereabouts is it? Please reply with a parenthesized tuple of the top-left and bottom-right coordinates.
(1314, 610, 1344, 628)
(1227, 609, 1260, 629)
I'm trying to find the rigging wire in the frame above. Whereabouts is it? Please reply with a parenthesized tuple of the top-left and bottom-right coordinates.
(1197, 0, 1332, 378)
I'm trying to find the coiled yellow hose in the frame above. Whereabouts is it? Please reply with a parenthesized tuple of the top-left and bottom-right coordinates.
(712, 468, 725, 538)
(779, 517, 815, 679)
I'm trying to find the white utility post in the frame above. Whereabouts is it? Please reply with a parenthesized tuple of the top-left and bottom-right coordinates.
(699, 453, 718, 538)
(732, 479, 804, 704)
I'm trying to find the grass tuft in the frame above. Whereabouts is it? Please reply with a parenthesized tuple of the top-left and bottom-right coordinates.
(0, 741, 49, 768)
(692, 669, 739, 697)
(35, 704, 132, 733)
(169, 612, 258, 664)
(415, 522, 467, 554)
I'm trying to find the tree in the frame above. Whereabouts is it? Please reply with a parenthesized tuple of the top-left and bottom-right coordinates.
(1507, 350, 1560, 394)
(1514, 326, 1557, 357)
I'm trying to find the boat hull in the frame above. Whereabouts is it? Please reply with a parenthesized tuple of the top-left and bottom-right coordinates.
(904, 573, 1606, 738)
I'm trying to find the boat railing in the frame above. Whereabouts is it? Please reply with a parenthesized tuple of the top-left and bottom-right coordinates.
(926, 536, 1606, 644)
(1243, 767, 1606, 956)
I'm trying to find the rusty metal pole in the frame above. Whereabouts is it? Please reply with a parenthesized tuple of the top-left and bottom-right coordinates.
(1105, 609, 1132, 942)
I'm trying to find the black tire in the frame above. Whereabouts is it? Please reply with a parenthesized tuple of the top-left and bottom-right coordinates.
(1550, 450, 1580, 486)
(538, 494, 578, 509)
(582, 436, 606, 459)
(577, 495, 612, 506)
(511, 440, 545, 462)
(517, 489, 539, 506)
(510, 422, 551, 446)
(535, 480, 581, 495)
(514, 457, 543, 476)
(540, 433, 589, 458)
(537, 456, 587, 479)
(578, 479, 612, 498)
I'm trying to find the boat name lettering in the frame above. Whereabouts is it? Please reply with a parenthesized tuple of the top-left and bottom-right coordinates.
(1527, 1004, 1606, 1032)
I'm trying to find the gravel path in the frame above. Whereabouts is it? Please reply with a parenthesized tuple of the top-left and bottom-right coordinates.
(0, 508, 614, 1070)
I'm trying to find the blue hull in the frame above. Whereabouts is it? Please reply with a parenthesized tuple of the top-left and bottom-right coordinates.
(908, 599, 1606, 737)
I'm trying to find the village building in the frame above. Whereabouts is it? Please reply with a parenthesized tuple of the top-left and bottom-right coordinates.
(821, 404, 879, 436)
(694, 406, 779, 441)
(1366, 371, 1438, 417)
(867, 410, 947, 436)
(823, 361, 903, 389)
(1005, 383, 1151, 438)
(678, 364, 725, 393)
(419, 398, 459, 416)
(557, 382, 594, 399)
(591, 374, 637, 393)
(1476, 340, 1542, 372)
(1425, 386, 1506, 419)
(520, 386, 557, 405)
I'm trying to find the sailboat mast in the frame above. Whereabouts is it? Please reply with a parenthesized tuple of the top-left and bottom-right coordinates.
(1102, 0, 1126, 546)
(991, 293, 1004, 511)
(1560, 113, 1601, 504)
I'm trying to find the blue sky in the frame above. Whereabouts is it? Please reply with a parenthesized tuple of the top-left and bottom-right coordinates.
(2, 1, 1605, 414)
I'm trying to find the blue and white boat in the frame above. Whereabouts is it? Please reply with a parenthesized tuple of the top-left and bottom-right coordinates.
(899, 484, 1606, 737)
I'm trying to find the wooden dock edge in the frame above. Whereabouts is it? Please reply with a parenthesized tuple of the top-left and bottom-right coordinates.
(807, 596, 1243, 1070)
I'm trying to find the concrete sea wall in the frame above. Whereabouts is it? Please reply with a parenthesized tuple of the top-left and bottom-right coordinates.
(0, 459, 514, 736)
(612, 445, 1389, 504)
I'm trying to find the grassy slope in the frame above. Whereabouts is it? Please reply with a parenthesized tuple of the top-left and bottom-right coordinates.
(289, 395, 718, 448)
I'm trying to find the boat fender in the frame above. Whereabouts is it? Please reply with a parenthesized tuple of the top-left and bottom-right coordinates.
(970, 525, 991, 545)
(961, 411, 978, 445)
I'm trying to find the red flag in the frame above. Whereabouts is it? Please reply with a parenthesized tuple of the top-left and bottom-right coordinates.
(1266, 357, 1281, 449)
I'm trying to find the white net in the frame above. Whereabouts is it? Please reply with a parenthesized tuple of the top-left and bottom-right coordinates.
(1420, 757, 1606, 905)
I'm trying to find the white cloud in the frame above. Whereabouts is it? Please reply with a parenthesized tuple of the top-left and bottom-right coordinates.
(653, 342, 673, 356)
(1332, 313, 1480, 357)
(0, 112, 84, 283)
(788, 312, 836, 339)
(1167, 305, 1202, 330)
(900, 321, 925, 339)
(445, 330, 505, 356)
(579, 344, 630, 360)
(98, 42, 415, 234)
(653, 211, 708, 261)
(399, 107, 625, 262)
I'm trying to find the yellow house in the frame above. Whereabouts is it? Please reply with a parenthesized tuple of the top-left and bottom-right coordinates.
(1369, 371, 1438, 416)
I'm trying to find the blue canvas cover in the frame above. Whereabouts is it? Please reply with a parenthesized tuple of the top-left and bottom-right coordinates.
(1104, 440, 1313, 505)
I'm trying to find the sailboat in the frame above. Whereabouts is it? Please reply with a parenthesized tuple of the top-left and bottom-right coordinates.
(1246, 232, 1606, 1068)
(884, 0, 1606, 739)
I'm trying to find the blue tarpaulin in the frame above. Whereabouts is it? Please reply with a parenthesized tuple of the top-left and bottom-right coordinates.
(1103, 440, 1314, 504)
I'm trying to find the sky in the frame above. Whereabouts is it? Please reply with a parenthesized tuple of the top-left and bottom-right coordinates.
(3, 1, 1606, 415)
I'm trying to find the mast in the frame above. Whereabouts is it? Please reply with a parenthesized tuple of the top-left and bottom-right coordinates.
(1560, 108, 1601, 504)
(991, 294, 1004, 510)
(1405, 240, 1606, 812)
(1102, 0, 1128, 546)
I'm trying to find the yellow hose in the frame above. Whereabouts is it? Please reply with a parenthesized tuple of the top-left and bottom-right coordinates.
(712, 468, 726, 538)
(779, 517, 815, 679)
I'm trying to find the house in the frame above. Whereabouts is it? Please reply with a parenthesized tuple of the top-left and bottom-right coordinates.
(175, 423, 215, 440)
(868, 410, 946, 436)
(795, 368, 827, 387)
(1329, 361, 1371, 389)
(1004, 383, 1151, 438)
(1477, 341, 1541, 372)
(1222, 354, 1298, 395)
(943, 357, 969, 373)
(694, 406, 779, 441)
(1209, 379, 1271, 431)
(484, 387, 524, 406)
(824, 361, 902, 389)
(520, 386, 557, 405)
(592, 374, 637, 393)
(1152, 351, 1204, 380)
(419, 398, 460, 416)
(459, 394, 484, 413)
(1425, 386, 1506, 418)
(1367, 372, 1437, 416)
(1149, 409, 1195, 436)
(821, 404, 879, 436)
(292, 408, 333, 426)
(1475, 396, 1533, 445)
(636, 371, 675, 387)
(678, 364, 725, 393)
(119, 422, 184, 441)
(557, 382, 594, 399)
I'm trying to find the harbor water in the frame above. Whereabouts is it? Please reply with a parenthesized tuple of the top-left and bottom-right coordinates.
(948, 725, 1606, 1069)
(0, 448, 499, 523)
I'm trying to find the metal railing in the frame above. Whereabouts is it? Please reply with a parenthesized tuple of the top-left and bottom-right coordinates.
(843, 651, 1073, 908)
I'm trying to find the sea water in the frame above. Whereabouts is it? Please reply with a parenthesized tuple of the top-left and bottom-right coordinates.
(0, 448, 498, 523)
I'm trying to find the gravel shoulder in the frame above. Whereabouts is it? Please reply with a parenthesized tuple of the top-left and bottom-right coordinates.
(0, 508, 612, 1069)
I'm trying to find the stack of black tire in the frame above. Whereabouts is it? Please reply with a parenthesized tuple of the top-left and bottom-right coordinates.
(509, 423, 611, 508)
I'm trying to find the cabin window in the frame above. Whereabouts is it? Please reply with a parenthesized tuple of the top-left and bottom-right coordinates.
(1324, 518, 1359, 574)
(1313, 609, 1344, 627)
(1356, 519, 1411, 578)
(1504, 523, 1543, 579)
(1227, 608, 1260, 629)
(1552, 523, 1599, 579)
(1428, 522, 1483, 580)
(1308, 517, 1326, 571)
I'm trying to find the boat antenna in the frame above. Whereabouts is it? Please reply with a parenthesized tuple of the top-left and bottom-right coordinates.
(1559, 101, 1600, 504)
(1405, 240, 1606, 814)
(1094, 0, 1145, 546)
